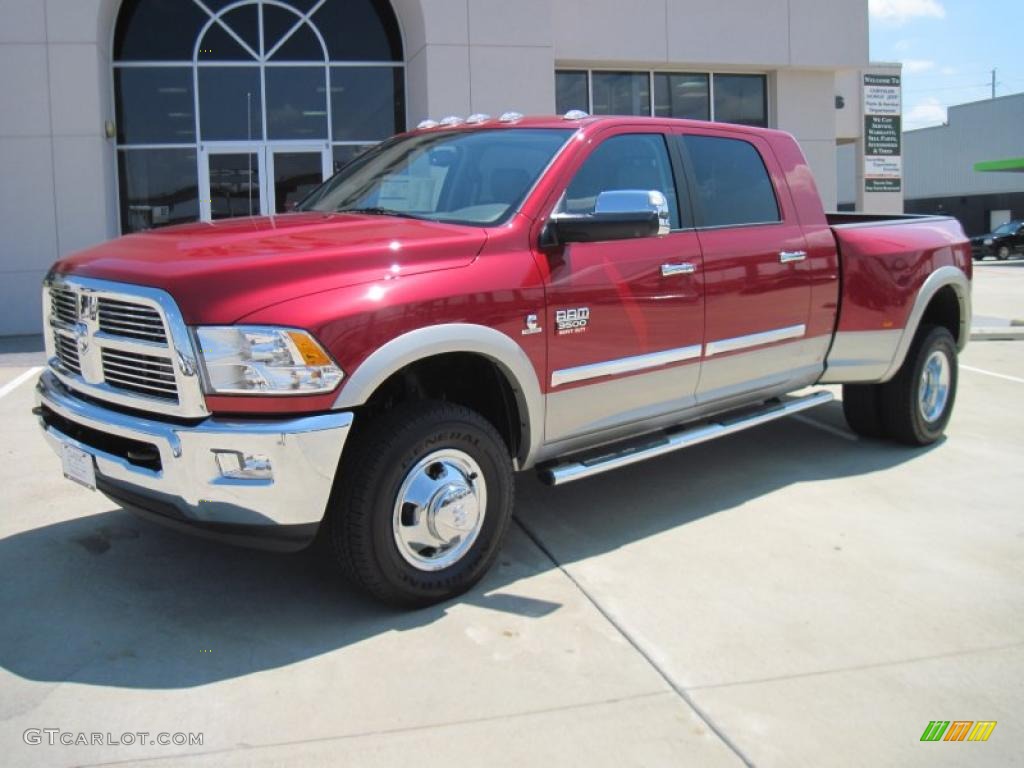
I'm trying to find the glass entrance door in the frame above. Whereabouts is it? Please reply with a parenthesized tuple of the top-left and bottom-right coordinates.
(199, 145, 330, 221)
(267, 146, 332, 214)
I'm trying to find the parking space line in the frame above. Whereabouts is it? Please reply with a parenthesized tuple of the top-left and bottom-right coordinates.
(961, 365, 1024, 385)
(0, 367, 42, 400)
(513, 516, 757, 768)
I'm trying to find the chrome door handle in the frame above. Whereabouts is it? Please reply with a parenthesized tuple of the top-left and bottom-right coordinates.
(661, 262, 697, 277)
(779, 250, 807, 263)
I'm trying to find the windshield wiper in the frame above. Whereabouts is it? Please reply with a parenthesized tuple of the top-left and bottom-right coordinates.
(335, 206, 423, 220)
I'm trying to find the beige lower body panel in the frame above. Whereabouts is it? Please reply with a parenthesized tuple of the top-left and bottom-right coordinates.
(540, 336, 830, 461)
(545, 359, 701, 445)
(818, 330, 902, 384)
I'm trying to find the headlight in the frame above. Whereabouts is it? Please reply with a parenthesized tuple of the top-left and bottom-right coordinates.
(984, 238, 994, 245)
(195, 326, 343, 395)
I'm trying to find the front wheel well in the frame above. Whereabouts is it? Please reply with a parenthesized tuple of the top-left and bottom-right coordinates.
(358, 353, 525, 461)
(920, 284, 963, 346)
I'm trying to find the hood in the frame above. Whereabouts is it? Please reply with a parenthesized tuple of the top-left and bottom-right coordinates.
(53, 212, 487, 323)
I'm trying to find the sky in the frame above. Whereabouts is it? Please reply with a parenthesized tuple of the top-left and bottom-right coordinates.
(869, 0, 1024, 130)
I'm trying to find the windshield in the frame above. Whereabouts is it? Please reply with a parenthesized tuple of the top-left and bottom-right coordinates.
(992, 221, 1021, 235)
(300, 128, 573, 226)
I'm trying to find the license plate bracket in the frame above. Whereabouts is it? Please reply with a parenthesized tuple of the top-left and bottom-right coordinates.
(61, 441, 97, 490)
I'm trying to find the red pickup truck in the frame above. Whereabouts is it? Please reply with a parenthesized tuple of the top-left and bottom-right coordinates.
(36, 113, 971, 606)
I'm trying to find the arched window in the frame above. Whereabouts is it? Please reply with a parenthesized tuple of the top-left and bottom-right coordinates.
(113, 0, 405, 232)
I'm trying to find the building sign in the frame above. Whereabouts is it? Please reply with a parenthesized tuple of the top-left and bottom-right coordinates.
(863, 74, 902, 116)
(865, 115, 901, 156)
(865, 178, 902, 193)
(863, 74, 902, 193)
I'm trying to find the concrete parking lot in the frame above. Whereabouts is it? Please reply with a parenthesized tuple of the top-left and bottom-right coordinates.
(1, 263, 1022, 767)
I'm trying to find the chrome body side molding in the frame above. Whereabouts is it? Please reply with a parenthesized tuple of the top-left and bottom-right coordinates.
(705, 324, 807, 357)
(545, 336, 828, 447)
(551, 344, 701, 388)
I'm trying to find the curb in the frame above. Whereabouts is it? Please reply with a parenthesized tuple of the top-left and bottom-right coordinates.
(971, 327, 1024, 341)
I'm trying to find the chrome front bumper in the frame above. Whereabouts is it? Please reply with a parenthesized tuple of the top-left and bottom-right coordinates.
(35, 371, 352, 549)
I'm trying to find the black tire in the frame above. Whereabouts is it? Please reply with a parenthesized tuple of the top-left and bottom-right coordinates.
(877, 325, 958, 446)
(997, 245, 1010, 261)
(842, 383, 887, 439)
(324, 400, 514, 608)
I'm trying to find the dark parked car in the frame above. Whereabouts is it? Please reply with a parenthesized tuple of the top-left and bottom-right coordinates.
(971, 219, 1024, 260)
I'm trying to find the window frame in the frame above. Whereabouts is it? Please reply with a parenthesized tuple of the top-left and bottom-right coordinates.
(711, 73, 769, 129)
(653, 72, 710, 122)
(550, 126, 698, 234)
(555, 69, 590, 115)
(110, 0, 407, 234)
(554, 67, 770, 128)
(673, 129, 789, 231)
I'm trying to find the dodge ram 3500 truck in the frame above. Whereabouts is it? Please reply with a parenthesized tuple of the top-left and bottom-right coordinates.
(35, 113, 972, 607)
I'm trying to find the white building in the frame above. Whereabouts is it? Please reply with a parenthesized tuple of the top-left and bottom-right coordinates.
(902, 93, 1024, 236)
(0, 0, 892, 336)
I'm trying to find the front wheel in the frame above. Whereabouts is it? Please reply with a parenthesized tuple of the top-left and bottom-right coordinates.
(324, 400, 514, 607)
(997, 245, 1011, 260)
(878, 325, 958, 445)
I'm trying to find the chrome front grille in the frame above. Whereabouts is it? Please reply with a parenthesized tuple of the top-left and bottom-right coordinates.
(53, 333, 81, 374)
(43, 277, 207, 418)
(101, 348, 179, 402)
(50, 286, 79, 325)
(98, 297, 168, 344)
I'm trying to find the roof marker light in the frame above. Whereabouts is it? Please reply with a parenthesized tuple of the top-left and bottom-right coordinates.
(563, 109, 590, 120)
(416, 119, 439, 129)
(439, 115, 465, 126)
(466, 113, 492, 124)
(499, 111, 524, 122)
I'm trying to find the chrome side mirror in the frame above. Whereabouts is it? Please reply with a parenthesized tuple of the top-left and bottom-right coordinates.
(540, 188, 671, 247)
(594, 190, 671, 236)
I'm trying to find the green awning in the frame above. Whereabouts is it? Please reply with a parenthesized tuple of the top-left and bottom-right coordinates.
(974, 157, 1024, 173)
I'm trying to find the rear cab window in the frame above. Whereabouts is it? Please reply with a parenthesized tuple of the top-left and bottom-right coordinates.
(679, 134, 780, 228)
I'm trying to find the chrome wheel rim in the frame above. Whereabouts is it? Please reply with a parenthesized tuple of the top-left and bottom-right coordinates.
(392, 449, 487, 571)
(918, 349, 951, 423)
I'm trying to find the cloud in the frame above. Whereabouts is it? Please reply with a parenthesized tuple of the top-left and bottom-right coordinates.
(902, 59, 935, 73)
(904, 97, 947, 128)
(870, 0, 946, 24)
(940, 66, 957, 75)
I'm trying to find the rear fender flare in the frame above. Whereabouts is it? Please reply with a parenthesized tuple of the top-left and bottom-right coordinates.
(881, 266, 970, 381)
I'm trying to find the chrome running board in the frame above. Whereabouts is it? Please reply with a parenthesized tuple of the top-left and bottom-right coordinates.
(539, 390, 834, 486)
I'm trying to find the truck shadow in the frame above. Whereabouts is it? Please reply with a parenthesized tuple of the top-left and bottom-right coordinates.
(0, 401, 934, 689)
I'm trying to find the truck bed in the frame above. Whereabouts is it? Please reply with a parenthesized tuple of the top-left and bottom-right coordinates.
(826, 212, 951, 228)
(823, 214, 950, 228)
